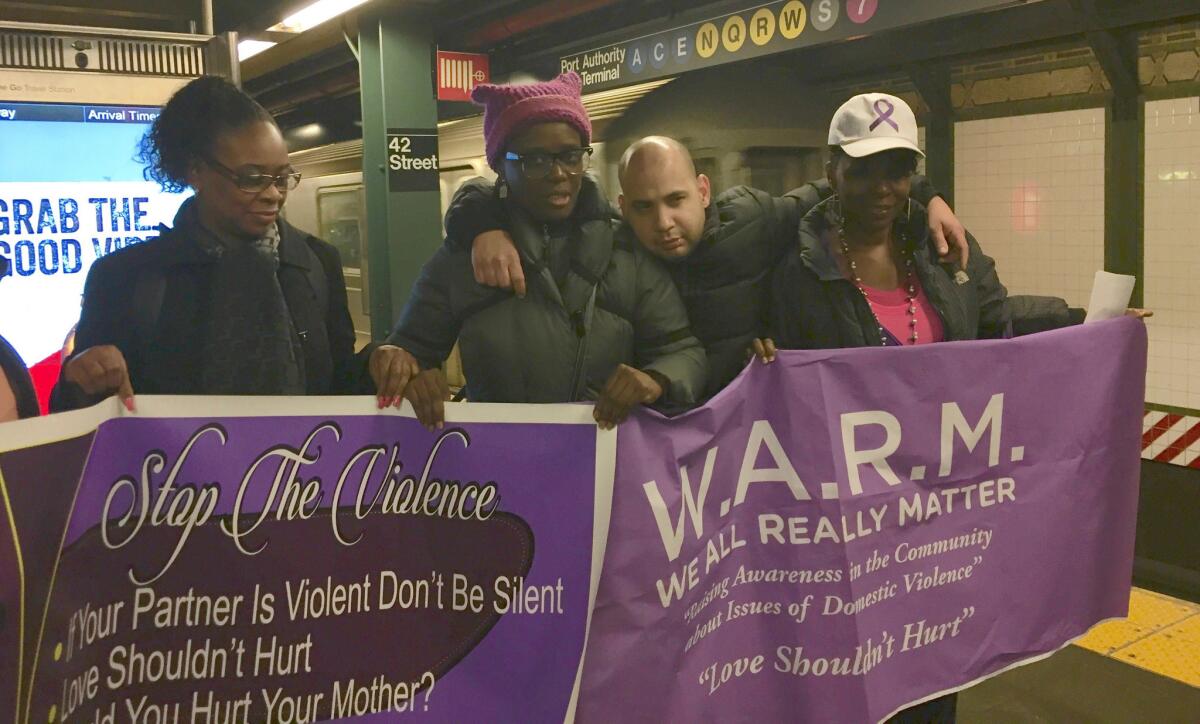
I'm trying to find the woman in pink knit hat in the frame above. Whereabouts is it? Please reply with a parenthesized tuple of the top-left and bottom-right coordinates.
(386, 72, 706, 429)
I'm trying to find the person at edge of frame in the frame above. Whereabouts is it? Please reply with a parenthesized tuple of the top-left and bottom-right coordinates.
(768, 92, 1149, 723)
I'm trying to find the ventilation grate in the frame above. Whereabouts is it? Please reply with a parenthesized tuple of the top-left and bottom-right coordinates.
(0, 32, 64, 69)
(97, 39, 204, 76)
(0, 31, 205, 76)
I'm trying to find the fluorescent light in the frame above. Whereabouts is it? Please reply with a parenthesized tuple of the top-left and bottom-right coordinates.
(294, 123, 324, 139)
(269, 0, 371, 34)
(237, 39, 277, 60)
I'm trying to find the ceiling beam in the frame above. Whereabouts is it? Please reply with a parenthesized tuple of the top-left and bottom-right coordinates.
(1069, 0, 1140, 98)
(907, 63, 953, 118)
(0, 0, 190, 24)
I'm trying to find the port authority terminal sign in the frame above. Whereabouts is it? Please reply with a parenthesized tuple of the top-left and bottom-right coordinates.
(560, 0, 1029, 92)
(0, 319, 1145, 723)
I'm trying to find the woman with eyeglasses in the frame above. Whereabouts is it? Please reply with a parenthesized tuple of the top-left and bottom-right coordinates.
(51, 76, 413, 411)
(387, 72, 706, 429)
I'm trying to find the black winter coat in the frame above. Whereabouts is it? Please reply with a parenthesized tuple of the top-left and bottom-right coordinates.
(769, 198, 1079, 349)
(50, 219, 366, 411)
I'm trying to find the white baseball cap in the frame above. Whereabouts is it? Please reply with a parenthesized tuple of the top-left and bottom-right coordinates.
(828, 93, 925, 158)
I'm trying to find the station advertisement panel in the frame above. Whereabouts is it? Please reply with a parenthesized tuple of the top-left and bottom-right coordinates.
(0, 101, 190, 394)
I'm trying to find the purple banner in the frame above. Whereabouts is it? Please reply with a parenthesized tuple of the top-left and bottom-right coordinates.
(0, 403, 611, 723)
(0, 319, 1146, 724)
(579, 318, 1146, 723)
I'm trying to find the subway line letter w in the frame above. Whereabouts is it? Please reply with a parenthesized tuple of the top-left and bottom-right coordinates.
(641, 447, 718, 562)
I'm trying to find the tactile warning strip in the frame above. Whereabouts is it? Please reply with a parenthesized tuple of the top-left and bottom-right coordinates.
(1075, 588, 1200, 686)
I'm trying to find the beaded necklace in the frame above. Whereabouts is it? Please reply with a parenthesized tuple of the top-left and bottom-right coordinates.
(838, 225, 920, 345)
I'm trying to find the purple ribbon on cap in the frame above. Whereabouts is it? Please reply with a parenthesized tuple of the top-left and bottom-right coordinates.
(869, 98, 899, 132)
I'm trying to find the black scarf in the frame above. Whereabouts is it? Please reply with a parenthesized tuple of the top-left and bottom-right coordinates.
(177, 199, 306, 395)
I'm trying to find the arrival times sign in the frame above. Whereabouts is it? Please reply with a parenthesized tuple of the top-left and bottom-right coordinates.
(560, 0, 1027, 92)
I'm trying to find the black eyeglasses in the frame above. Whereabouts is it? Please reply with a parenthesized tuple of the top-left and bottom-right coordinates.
(504, 147, 593, 179)
(205, 156, 301, 193)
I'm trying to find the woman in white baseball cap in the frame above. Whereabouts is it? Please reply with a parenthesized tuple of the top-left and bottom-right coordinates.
(769, 92, 1085, 353)
(767, 92, 1099, 723)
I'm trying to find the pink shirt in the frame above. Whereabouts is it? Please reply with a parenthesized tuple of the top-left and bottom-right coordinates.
(862, 276, 944, 345)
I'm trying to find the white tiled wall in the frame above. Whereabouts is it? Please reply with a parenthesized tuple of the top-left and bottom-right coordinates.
(1144, 97, 1200, 410)
(954, 109, 1106, 308)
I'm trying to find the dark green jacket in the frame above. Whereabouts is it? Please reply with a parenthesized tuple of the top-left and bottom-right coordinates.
(391, 177, 706, 406)
(770, 198, 1079, 349)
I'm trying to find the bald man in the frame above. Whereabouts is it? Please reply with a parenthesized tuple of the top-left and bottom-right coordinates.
(443, 136, 965, 397)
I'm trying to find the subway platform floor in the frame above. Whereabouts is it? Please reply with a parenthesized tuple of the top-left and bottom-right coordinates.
(959, 588, 1200, 722)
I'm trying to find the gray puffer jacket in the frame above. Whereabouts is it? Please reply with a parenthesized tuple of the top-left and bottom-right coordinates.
(389, 177, 706, 406)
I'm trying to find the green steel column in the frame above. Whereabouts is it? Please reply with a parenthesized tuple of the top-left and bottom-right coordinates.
(924, 113, 954, 208)
(908, 64, 955, 207)
(1105, 93, 1144, 307)
(359, 11, 442, 340)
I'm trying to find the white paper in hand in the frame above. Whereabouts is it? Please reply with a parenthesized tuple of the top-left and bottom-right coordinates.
(1084, 270, 1136, 323)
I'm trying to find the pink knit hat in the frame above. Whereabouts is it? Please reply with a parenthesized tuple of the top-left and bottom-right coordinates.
(472, 71, 592, 171)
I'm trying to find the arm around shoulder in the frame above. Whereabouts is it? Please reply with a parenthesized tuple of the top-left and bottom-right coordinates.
(443, 177, 505, 252)
(630, 249, 707, 408)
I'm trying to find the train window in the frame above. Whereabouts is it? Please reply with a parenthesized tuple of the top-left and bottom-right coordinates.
(744, 147, 824, 196)
(316, 185, 365, 271)
(440, 165, 488, 228)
